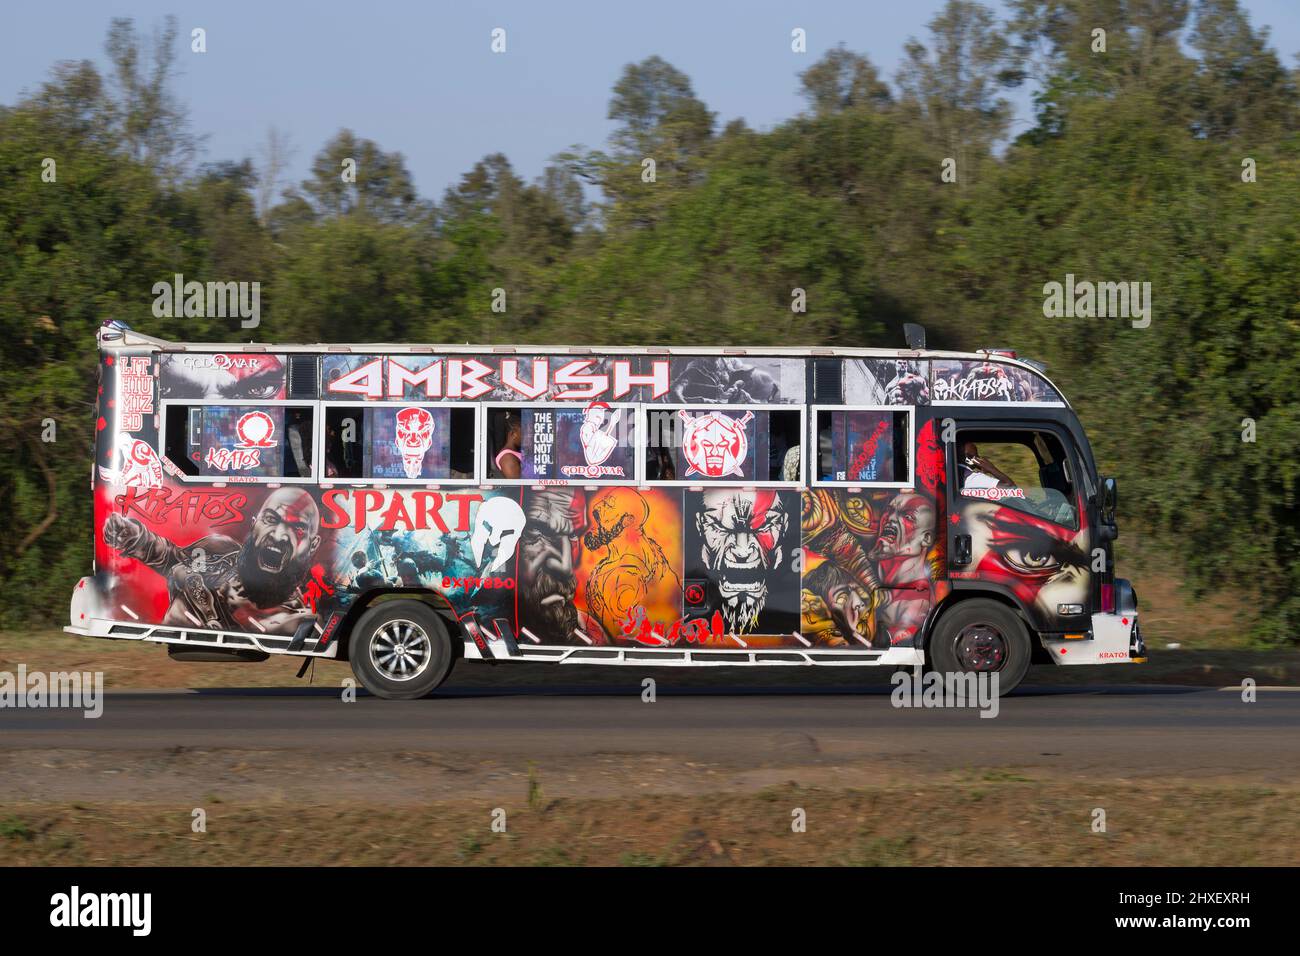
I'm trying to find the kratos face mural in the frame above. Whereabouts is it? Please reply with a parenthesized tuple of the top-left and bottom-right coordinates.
(693, 490, 792, 633)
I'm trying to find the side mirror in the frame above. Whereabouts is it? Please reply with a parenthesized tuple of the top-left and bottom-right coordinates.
(1101, 477, 1118, 525)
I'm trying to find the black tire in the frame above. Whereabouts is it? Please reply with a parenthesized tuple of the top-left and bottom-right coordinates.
(927, 598, 1032, 697)
(347, 600, 454, 700)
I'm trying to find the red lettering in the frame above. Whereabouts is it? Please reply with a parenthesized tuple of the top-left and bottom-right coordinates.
(444, 492, 483, 532)
(354, 489, 384, 532)
(412, 491, 448, 533)
(321, 489, 349, 529)
(381, 493, 416, 530)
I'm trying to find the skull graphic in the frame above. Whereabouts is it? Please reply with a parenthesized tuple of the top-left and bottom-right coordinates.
(394, 406, 435, 479)
(680, 410, 751, 479)
(470, 496, 526, 575)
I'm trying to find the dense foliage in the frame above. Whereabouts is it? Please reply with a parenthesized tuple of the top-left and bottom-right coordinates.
(1, 2, 1296, 639)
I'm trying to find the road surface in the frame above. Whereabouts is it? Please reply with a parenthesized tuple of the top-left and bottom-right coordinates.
(2, 680, 1296, 789)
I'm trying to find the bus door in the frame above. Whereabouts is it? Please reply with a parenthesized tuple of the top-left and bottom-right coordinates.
(943, 415, 1094, 637)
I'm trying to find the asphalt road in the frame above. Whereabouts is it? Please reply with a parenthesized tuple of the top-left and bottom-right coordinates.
(3, 681, 1297, 781)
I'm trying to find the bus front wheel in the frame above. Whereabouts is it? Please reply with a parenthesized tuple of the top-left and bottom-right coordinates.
(348, 600, 454, 700)
(927, 599, 1031, 697)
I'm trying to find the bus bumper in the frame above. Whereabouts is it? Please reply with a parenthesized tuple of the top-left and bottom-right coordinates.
(1042, 611, 1142, 665)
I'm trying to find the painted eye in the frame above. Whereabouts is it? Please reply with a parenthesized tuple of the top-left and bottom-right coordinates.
(1001, 546, 1059, 574)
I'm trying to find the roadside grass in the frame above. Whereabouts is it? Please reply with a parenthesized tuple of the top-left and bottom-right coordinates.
(1, 781, 1295, 866)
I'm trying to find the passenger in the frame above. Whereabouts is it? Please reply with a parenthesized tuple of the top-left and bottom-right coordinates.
(494, 412, 523, 479)
(960, 441, 1014, 489)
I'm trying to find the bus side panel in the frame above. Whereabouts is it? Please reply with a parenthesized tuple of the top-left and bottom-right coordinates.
(89, 437, 956, 657)
(798, 415, 948, 649)
(89, 481, 525, 643)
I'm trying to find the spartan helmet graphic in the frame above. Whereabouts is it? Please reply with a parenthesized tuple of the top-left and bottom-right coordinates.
(679, 410, 752, 479)
(470, 496, 526, 576)
(394, 406, 435, 479)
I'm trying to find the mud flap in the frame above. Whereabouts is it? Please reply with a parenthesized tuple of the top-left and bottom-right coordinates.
(462, 613, 522, 660)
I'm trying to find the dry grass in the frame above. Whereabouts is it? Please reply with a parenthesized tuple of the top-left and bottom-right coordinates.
(0, 779, 1293, 866)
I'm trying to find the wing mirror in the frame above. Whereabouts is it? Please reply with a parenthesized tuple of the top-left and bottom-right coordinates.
(1100, 477, 1118, 525)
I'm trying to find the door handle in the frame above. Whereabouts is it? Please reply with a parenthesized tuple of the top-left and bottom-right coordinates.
(953, 533, 972, 566)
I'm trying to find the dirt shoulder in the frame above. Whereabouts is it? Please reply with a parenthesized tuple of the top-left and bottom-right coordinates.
(2, 777, 1295, 866)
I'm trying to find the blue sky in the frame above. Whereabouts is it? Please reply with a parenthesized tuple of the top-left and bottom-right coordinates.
(3, 0, 1297, 200)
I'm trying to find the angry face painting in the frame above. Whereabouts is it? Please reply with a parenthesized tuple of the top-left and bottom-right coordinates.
(688, 490, 798, 635)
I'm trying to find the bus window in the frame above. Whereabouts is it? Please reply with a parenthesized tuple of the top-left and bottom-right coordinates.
(485, 404, 637, 484)
(162, 404, 316, 480)
(161, 403, 201, 476)
(324, 406, 364, 479)
(324, 404, 476, 482)
(812, 406, 912, 486)
(486, 408, 523, 479)
(957, 429, 1078, 528)
(645, 405, 803, 486)
(283, 407, 313, 478)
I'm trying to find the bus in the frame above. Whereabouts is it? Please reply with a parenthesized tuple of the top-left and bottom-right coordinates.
(67, 321, 1144, 698)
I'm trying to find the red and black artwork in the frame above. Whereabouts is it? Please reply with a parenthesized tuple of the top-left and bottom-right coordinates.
(684, 489, 801, 641)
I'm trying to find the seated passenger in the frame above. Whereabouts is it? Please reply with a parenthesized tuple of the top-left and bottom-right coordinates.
(960, 441, 1013, 489)
(493, 412, 522, 479)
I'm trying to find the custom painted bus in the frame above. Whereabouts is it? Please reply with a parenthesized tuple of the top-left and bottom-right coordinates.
(67, 321, 1143, 698)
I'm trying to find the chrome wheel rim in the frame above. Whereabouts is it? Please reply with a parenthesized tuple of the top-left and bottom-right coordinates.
(954, 623, 1007, 672)
(370, 619, 432, 681)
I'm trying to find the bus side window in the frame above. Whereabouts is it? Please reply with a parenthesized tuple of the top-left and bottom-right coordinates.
(487, 409, 523, 480)
(643, 409, 676, 481)
(326, 404, 475, 482)
(162, 404, 201, 476)
(448, 407, 476, 478)
(325, 407, 364, 479)
(813, 407, 911, 485)
(162, 404, 315, 480)
(645, 406, 802, 484)
(283, 407, 313, 478)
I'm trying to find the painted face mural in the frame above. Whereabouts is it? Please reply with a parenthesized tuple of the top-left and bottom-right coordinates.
(393, 406, 435, 479)
(518, 489, 606, 644)
(101, 487, 324, 634)
(801, 424, 944, 651)
(581, 488, 683, 642)
(801, 490, 878, 648)
(158, 353, 287, 400)
(470, 495, 526, 576)
(680, 410, 751, 479)
(869, 491, 937, 647)
(690, 490, 794, 634)
(961, 501, 1089, 624)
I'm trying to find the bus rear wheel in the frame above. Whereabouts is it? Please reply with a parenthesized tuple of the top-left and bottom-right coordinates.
(348, 600, 454, 700)
(928, 599, 1031, 697)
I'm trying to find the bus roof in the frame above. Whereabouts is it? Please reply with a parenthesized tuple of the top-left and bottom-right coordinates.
(98, 324, 1070, 407)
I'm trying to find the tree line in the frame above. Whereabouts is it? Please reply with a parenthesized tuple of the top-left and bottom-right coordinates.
(1, 1, 1296, 641)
